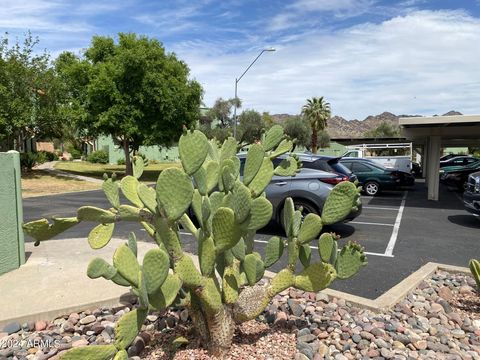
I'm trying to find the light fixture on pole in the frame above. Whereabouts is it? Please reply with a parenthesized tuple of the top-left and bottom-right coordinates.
(233, 47, 276, 138)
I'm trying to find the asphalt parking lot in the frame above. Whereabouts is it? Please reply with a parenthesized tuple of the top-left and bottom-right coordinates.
(23, 179, 480, 299)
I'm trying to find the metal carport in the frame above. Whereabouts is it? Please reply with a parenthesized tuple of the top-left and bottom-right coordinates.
(400, 114, 480, 201)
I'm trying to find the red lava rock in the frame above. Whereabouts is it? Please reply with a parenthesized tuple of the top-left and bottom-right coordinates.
(438, 286, 453, 301)
(35, 321, 47, 331)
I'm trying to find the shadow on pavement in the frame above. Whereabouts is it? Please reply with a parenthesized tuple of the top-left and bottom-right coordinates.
(447, 214, 480, 229)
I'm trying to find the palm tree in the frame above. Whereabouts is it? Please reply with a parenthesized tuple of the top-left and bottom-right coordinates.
(301, 97, 331, 154)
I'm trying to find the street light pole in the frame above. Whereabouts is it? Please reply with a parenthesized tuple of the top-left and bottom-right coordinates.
(233, 48, 275, 139)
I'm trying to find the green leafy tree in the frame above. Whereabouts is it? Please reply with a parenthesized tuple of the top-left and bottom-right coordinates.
(24, 126, 366, 358)
(206, 98, 241, 128)
(237, 109, 264, 143)
(317, 129, 330, 149)
(365, 121, 400, 138)
(301, 97, 331, 154)
(57, 33, 202, 175)
(0, 32, 64, 151)
(283, 115, 311, 148)
(262, 111, 275, 129)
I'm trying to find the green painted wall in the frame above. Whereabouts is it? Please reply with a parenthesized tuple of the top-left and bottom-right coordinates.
(0, 151, 25, 275)
(96, 136, 180, 164)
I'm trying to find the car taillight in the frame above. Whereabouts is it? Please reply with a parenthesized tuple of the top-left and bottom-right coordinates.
(390, 171, 400, 178)
(320, 176, 348, 185)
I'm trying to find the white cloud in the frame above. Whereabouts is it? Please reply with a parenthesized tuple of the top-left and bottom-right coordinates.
(175, 10, 480, 118)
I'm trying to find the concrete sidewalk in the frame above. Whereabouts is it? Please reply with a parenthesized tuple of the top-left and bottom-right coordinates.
(0, 238, 157, 328)
(35, 161, 103, 184)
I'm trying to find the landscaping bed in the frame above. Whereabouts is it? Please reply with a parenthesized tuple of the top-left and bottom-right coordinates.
(1, 270, 479, 359)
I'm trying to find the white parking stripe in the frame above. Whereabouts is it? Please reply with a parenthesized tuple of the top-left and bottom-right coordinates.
(363, 206, 398, 211)
(179, 232, 394, 257)
(349, 221, 394, 227)
(384, 191, 407, 256)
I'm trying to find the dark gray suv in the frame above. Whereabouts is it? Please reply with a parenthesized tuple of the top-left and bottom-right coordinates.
(238, 154, 362, 225)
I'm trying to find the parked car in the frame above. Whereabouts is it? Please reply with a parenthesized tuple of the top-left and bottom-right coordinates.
(440, 160, 480, 191)
(440, 156, 478, 168)
(296, 154, 357, 183)
(440, 154, 462, 161)
(340, 158, 414, 196)
(463, 171, 480, 215)
(237, 154, 362, 224)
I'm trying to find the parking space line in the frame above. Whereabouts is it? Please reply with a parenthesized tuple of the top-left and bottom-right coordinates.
(349, 221, 394, 226)
(363, 206, 398, 211)
(384, 191, 407, 256)
(246, 239, 394, 258)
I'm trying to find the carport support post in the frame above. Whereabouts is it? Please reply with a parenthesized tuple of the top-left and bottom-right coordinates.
(0, 151, 25, 275)
(426, 136, 441, 201)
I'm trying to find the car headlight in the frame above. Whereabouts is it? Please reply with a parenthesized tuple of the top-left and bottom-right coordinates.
(439, 169, 445, 174)
(475, 179, 480, 193)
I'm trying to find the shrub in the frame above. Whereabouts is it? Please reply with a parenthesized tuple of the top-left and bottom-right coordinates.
(23, 126, 366, 358)
(87, 150, 109, 164)
(117, 158, 126, 165)
(20, 152, 39, 171)
(38, 150, 58, 162)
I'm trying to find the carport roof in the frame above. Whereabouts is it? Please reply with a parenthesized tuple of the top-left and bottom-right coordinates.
(400, 114, 480, 127)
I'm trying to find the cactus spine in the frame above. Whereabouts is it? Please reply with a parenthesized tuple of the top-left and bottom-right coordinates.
(23, 125, 366, 359)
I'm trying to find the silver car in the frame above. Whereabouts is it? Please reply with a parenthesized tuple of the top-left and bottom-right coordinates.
(238, 155, 362, 225)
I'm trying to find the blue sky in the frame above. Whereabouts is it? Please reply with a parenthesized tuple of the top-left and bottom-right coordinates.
(2, 0, 480, 118)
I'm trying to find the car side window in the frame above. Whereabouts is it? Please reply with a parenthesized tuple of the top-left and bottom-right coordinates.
(341, 162, 353, 170)
(352, 163, 370, 172)
(467, 158, 476, 164)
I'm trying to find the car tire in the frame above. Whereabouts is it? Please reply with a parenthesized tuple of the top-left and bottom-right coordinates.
(364, 181, 380, 196)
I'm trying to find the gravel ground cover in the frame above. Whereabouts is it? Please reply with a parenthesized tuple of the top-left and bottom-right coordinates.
(1, 270, 479, 360)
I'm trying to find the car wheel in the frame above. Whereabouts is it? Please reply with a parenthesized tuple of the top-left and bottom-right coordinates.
(364, 181, 380, 196)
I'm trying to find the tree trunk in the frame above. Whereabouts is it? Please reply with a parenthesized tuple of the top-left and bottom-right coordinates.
(123, 139, 133, 176)
(311, 127, 318, 154)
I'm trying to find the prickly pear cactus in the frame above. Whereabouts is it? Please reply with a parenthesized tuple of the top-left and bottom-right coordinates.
(469, 259, 480, 290)
(23, 125, 366, 359)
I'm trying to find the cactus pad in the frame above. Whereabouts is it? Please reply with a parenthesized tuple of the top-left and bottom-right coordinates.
(318, 233, 336, 264)
(243, 143, 265, 186)
(114, 308, 148, 349)
(264, 236, 284, 268)
(199, 235, 216, 276)
(335, 242, 367, 279)
(113, 350, 128, 360)
(298, 213, 323, 244)
(294, 262, 336, 292)
(248, 158, 274, 197)
(87, 257, 117, 280)
(149, 274, 182, 310)
(220, 137, 238, 163)
(321, 181, 357, 225)
(193, 166, 208, 195)
(282, 198, 295, 236)
(212, 207, 240, 253)
(156, 167, 194, 221)
(120, 176, 144, 208)
(23, 217, 79, 245)
(263, 125, 284, 151)
(205, 160, 219, 193)
(274, 156, 300, 177)
(59, 344, 117, 360)
(137, 183, 157, 214)
(247, 196, 273, 230)
(268, 269, 295, 296)
(102, 177, 120, 209)
(175, 255, 203, 287)
(179, 129, 209, 175)
(232, 181, 252, 223)
(133, 156, 145, 179)
(127, 232, 137, 257)
(113, 245, 140, 287)
(143, 248, 169, 294)
(77, 206, 115, 223)
(243, 253, 264, 286)
(222, 267, 239, 304)
(118, 205, 142, 221)
(299, 243, 312, 267)
(88, 223, 115, 249)
(231, 237, 246, 261)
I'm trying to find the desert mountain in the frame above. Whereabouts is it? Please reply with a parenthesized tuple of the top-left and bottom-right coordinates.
(272, 111, 462, 138)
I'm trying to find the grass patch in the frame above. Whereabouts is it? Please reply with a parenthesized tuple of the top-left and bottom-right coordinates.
(54, 161, 181, 182)
(22, 170, 101, 198)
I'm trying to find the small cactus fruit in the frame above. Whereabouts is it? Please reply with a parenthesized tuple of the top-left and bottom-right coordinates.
(469, 259, 480, 289)
(321, 181, 359, 225)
